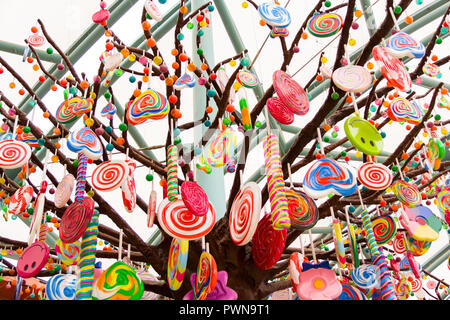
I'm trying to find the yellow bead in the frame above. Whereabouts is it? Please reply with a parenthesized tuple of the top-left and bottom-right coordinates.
(233, 82, 242, 91)
(242, 1, 248, 8)
(128, 54, 136, 62)
(0, 178, 5, 184)
(355, 151, 362, 158)
(320, 56, 328, 64)
(85, 118, 94, 127)
(348, 38, 356, 46)
(153, 56, 163, 65)
(441, 128, 447, 135)
(386, 187, 392, 193)
(98, 241, 103, 246)
(1, 250, 6, 256)
(422, 131, 428, 137)
(229, 59, 236, 67)
(90, 92, 97, 99)
(199, 20, 207, 28)
(87, 190, 95, 197)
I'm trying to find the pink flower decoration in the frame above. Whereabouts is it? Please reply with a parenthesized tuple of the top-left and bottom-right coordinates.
(296, 267, 342, 300)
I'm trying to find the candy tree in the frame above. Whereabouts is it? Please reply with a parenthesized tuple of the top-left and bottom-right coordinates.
(0, 0, 449, 301)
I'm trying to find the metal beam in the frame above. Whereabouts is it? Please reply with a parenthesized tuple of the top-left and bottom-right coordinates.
(0, 40, 61, 63)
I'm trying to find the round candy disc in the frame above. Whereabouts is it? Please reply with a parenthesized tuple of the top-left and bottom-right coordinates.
(59, 197, 94, 243)
(157, 196, 216, 240)
(55, 238, 81, 265)
(121, 174, 136, 213)
(388, 98, 423, 124)
(27, 34, 45, 47)
(56, 96, 92, 123)
(16, 241, 49, 278)
(372, 45, 412, 92)
(285, 189, 318, 231)
(46, 274, 77, 300)
(385, 31, 425, 59)
(332, 65, 372, 93)
(173, 73, 196, 90)
(8, 185, 33, 215)
(391, 180, 421, 207)
(67, 127, 103, 160)
(357, 162, 392, 190)
(273, 70, 309, 115)
(194, 251, 218, 300)
(307, 12, 343, 37)
(336, 284, 367, 300)
(344, 114, 384, 155)
(126, 89, 169, 125)
(401, 205, 442, 242)
(236, 70, 259, 88)
(392, 234, 407, 254)
(351, 264, 380, 289)
(437, 186, 450, 216)
(167, 238, 189, 291)
(0, 139, 32, 169)
(422, 63, 440, 77)
(181, 181, 209, 216)
(251, 214, 287, 270)
(145, 0, 163, 21)
(266, 97, 295, 125)
(54, 174, 75, 208)
(16, 132, 40, 148)
(91, 160, 128, 192)
(257, 2, 291, 28)
(372, 215, 397, 244)
(229, 182, 261, 246)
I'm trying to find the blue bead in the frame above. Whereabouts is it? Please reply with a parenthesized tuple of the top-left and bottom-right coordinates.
(204, 120, 211, 127)
(349, 205, 355, 213)
(173, 128, 181, 137)
(106, 144, 114, 151)
(208, 4, 215, 11)
(380, 132, 386, 138)
(105, 126, 113, 133)
(194, 147, 202, 156)
(207, 89, 216, 97)
(158, 0, 167, 3)
(129, 75, 136, 83)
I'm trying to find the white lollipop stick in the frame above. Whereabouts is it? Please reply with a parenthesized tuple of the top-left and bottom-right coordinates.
(344, 206, 356, 266)
(118, 229, 123, 261)
(12, 116, 18, 136)
(316, 127, 325, 154)
(288, 163, 294, 188)
(308, 228, 317, 264)
(388, 7, 401, 31)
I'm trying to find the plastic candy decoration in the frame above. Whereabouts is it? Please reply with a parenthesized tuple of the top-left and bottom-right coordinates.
(427, 138, 445, 170)
(406, 236, 431, 256)
(303, 156, 357, 198)
(288, 252, 304, 292)
(238, 88, 252, 130)
(407, 272, 423, 293)
(167, 238, 189, 291)
(54, 174, 75, 208)
(263, 134, 291, 229)
(144, 0, 163, 21)
(121, 174, 136, 212)
(16, 132, 40, 148)
(27, 33, 45, 47)
(126, 89, 169, 125)
(395, 277, 412, 300)
(307, 12, 343, 37)
(385, 31, 425, 59)
(392, 234, 407, 254)
(147, 190, 157, 228)
(101, 102, 117, 117)
(92, 3, 110, 24)
(180, 181, 208, 216)
(285, 189, 319, 231)
(194, 251, 218, 300)
(439, 95, 450, 110)
(236, 70, 259, 88)
(196, 153, 212, 174)
(297, 261, 342, 300)
(251, 214, 287, 270)
(92, 261, 144, 300)
(167, 144, 179, 202)
(257, 2, 291, 28)
(391, 180, 421, 208)
(173, 73, 196, 90)
(270, 27, 289, 38)
(157, 196, 216, 240)
(229, 182, 261, 246)
(0, 139, 32, 169)
(357, 162, 392, 190)
(99, 49, 122, 72)
(348, 223, 359, 268)
(56, 97, 93, 123)
(437, 186, 450, 216)
(372, 45, 412, 92)
(344, 114, 384, 155)
(422, 63, 441, 77)
(46, 274, 77, 300)
(217, 67, 236, 103)
(91, 160, 128, 192)
(55, 239, 81, 265)
(399, 253, 422, 278)
(336, 284, 368, 300)
(333, 219, 347, 269)
(332, 65, 372, 93)
(207, 127, 237, 167)
(388, 98, 424, 125)
(8, 185, 33, 215)
(16, 241, 49, 278)
(59, 197, 94, 243)
(266, 97, 295, 125)
(67, 127, 103, 160)
(351, 265, 381, 289)
(401, 205, 442, 242)
(183, 271, 238, 300)
(273, 70, 309, 115)
(372, 215, 397, 245)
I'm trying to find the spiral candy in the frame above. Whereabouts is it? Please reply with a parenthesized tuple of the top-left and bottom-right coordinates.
(0, 140, 32, 169)
(101, 102, 117, 117)
(263, 134, 291, 230)
(428, 138, 445, 170)
(372, 46, 412, 92)
(332, 65, 372, 93)
(174, 73, 196, 90)
(391, 180, 421, 207)
(422, 63, 441, 77)
(27, 34, 45, 47)
(337, 284, 368, 300)
(267, 97, 294, 125)
(181, 181, 209, 216)
(55, 239, 81, 265)
(56, 97, 92, 123)
(407, 236, 431, 256)
(46, 274, 77, 300)
(333, 220, 347, 268)
(351, 265, 380, 289)
(16, 132, 40, 148)
(372, 215, 397, 245)
(207, 128, 236, 167)
(437, 187, 450, 216)
(126, 89, 169, 125)
(59, 197, 94, 243)
(395, 277, 412, 300)
(67, 127, 103, 161)
(273, 70, 309, 115)
(270, 27, 289, 38)
(392, 234, 407, 254)
(236, 70, 258, 88)
(388, 97, 423, 125)
(167, 238, 189, 291)
(284, 189, 318, 231)
(8, 185, 33, 216)
(194, 251, 218, 300)
(386, 31, 425, 59)
(357, 162, 392, 190)
(257, 2, 291, 28)
(167, 144, 179, 202)
(307, 12, 343, 37)
(91, 160, 128, 192)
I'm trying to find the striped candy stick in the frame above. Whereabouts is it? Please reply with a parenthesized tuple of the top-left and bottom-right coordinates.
(75, 153, 88, 203)
(238, 87, 252, 130)
(262, 134, 291, 230)
(75, 209, 100, 300)
(167, 144, 179, 201)
(333, 220, 347, 269)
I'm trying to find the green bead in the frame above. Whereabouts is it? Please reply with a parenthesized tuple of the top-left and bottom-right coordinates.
(46, 215, 52, 222)
(240, 57, 250, 67)
(325, 0, 332, 7)
(391, 165, 398, 172)
(69, 87, 78, 95)
(27, 207, 34, 214)
(119, 123, 128, 131)
(411, 161, 418, 167)
(434, 114, 441, 121)
(331, 92, 339, 100)
(73, 159, 79, 167)
(387, 254, 393, 260)
(187, 22, 194, 29)
(114, 69, 123, 76)
(197, 30, 204, 37)
(323, 136, 330, 142)
(223, 117, 231, 126)
(104, 92, 111, 99)
(197, 48, 204, 55)
(38, 138, 45, 146)
(18, 180, 23, 187)
(23, 126, 31, 133)
(255, 121, 262, 128)
(46, 47, 53, 54)
(394, 6, 402, 14)
(327, 193, 333, 198)
(146, 13, 151, 19)
(436, 38, 442, 44)
(174, 137, 182, 145)
(341, 151, 347, 156)
(146, 174, 154, 181)
(28, 100, 36, 107)
(331, 131, 338, 138)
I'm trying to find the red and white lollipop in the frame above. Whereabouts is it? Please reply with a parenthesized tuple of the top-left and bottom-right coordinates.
(0, 140, 32, 169)
(8, 185, 33, 216)
(121, 174, 136, 213)
(27, 34, 45, 47)
(273, 70, 309, 115)
(54, 174, 75, 208)
(157, 196, 215, 240)
(91, 160, 128, 192)
(180, 181, 209, 216)
(229, 182, 261, 246)
(357, 162, 393, 190)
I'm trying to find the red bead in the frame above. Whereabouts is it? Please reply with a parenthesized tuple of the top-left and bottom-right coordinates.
(210, 73, 217, 80)
(38, 75, 46, 82)
(168, 95, 178, 104)
(196, 15, 204, 22)
(344, 156, 350, 162)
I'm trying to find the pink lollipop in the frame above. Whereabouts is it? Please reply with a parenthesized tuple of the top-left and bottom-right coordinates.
(272, 70, 309, 115)
(289, 252, 304, 292)
(157, 196, 216, 240)
(267, 97, 295, 125)
(91, 160, 128, 192)
(121, 174, 136, 213)
(27, 34, 45, 47)
(372, 46, 412, 92)
(332, 65, 373, 93)
(180, 181, 209, 216)
(8, 185, 33, 216)
(54, 174, 75, 208)
(59, 197, 94, 243)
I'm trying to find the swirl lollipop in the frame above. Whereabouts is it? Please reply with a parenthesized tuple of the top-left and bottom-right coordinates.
(273, 70, 309, 115)
(336, 284, 368, 300)
(427, 138, 445, 170)
(267, 97, 295, 125)
(252, 214, 287, 270)
(8, 185, 33, 216)
(386, 31, 425, 59)
(285, 189, 318, 231)
(56, 97, 92, 123)
(372, 215, 397, 245)
(173, 73, 196, 90)
(307, 12, 343, 37)
(157, 196, 216, 240)
(437, 187, 450, 216)
(67, 127, 103, 160)
(55, 239, 81, 265)
(422, 63, 441, 77)
(59, 197, 94, 243)
(257, 2, 291, 27)
(236, 70, 259, 88)
(332, 65, 372, 93)
(167, 238, 189, 291)
(392, 234, 407, 254)
(406, 236, 431, 256)
(388, 97, 423, 125)
(27, 34, 45, 47)
(357, 162, 392, 190)
(92, 261, 144, 300)
(0, 139, 32, 169)
(121, 174, 136, 213)
(351, 264, 380, 289)
(194, 251, 218, 300)
(391, 180, 421, 207)
(229, 182, 261, 246)
(16, 132, 40, 148)
(101, 102, 117, 117)
(207, 128, 237, 167)
(91, 160, 128, 192)
(46, 274, 77, 300)
(126, 89, 169, 125)
(181, 181, 209, 216)
(54, 174, 75, 208)
(270, 27, 289, 38)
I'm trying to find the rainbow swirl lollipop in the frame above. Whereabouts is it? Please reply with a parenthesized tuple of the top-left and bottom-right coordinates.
(55, 239, 81, 265)
(236, 70, 259, 88)
(303, 157, 357, 198)
(308, 12, 343, 37)
(388, 97, 424, 125)
(284, 189, 318, 231)
(257, 2, 291, 28)
(207, 128, 237, 167)
(427, 138, 445, 170)
(391, 180, 421, 208)
(56, 96, 92, 124)
(126, 89, 169, 125)
(372, 215, 397, 245)
(92, 261, 144, 300)
(67, 127, 103, 160)
(422, 63, 441, 78)
(194, 251, 218, 300)
(167, 238, 189, 291)
(437, 187, 450, 216)
(101, 102, 117, 117)
(439, 95, 450, 110)
(386, 31, 425, 59)
(174, 73, 196, 90)
(406, 236, 431, 256)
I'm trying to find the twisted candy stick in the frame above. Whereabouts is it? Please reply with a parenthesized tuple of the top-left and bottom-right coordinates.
(333, 219, 346, 269)
(238, 88, 252, 131)
(75, 153, 88, 203)
(75, 209, 100, 300)
(263, 134, 291, 230)
(360, 209, 397, 300)
(167, 144, 178, 202)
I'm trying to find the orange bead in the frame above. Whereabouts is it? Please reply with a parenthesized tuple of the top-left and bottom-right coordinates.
(160, 179, 167, 186)
(0, 191, 4, 198)
(201, 63, 208, 71)
(147, 38, 156, 48)
(116, 137, 125, 145)
(316, 74, 323, 82)
(405, 16, 413, 24)
(165, 77, 174, 86)
(431, 55, 438, 62)
(32, 64, 39, 71)
(391, 204, 398, 212)
(354, 10, 363, 18)
(51, 84, 57, 91)
(104, 30, 112, 37)
(388, 94, 394, 100)
(187, 63, 197, 72)
(142, 21, 151, 31)
(31, 26, 38, 33)
(17, 172, 23, 180)
(405, 124, 411, 130)
(18, 89, 25, 95)
(43, 111, 50, 118)
(142, 75, 149, 82)
(226, 104, 234, 113)
(133, 89, 141, 97)
(51, 217, 58, 223)
(346, 96, 353, 104)
(441, 88, 448, 95)
(9, 82, 15, 89)
(105, 42, 114, 51)
(80, 81, 89, 89)
(366, 62, 374, 70)
(393, 92, 399, 98)
(51, 155, 59, 163)
(323, 123, 331, 131)
(16, 248, 23, 255)
(172, 62, 180, 70)
(30, 166, 36, 173)
(171, 48, 179, 56)
(53, 127, 61, 135)
(4, 198, 10, 205)
(229, 114, 235, 122)
(206, 106, 213, 113)
(180, 6, 188, 14)
(301, 32, 308, 39)
(26, 57, 34, 63)
(259, 20, 266, 26)
(414, 142, 421, 149)
(383, 101, 390, 107)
